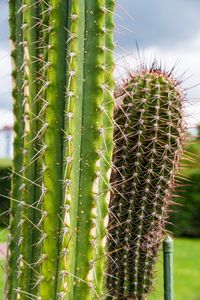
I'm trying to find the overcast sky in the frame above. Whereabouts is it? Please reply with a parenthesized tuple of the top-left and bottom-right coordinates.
(1, 0, 200, 127)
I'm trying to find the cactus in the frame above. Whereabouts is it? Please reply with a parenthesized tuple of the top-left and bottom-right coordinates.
(7, 1, 186, 299)
(7, 1, 115, 299)
(107, 66, 186, 300)
(93, 0, 115, 296)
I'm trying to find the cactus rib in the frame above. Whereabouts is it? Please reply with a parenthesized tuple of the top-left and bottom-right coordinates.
(7, 1, 24, 299)
(17, 1, 40, 298)
(93, 0, 115, 297)
(38, 1, 68, 299)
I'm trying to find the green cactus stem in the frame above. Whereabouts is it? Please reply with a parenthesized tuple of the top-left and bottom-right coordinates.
(16, 1, 41, 298)
(31, 2, 49, 296)
(107, 66, 186, 300)
(60, 1, 108, 299)
(7, 1, 24, 299)
(93, 0, 115, 297)
(38, 1, 68, 299)
(7, 1, 115, 299)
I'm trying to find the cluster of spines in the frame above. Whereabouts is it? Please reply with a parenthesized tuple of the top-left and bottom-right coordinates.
(107, 67, 186, 299)
(7, 1, 115, 300)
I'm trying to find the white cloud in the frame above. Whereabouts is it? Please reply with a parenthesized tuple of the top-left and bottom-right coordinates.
(0, 48, 12, 94)
(115, 35, 200, 128)
(0, 109, 13, 129)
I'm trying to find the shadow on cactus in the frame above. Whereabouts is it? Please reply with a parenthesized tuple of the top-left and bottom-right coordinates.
(106, 64, 187, 300)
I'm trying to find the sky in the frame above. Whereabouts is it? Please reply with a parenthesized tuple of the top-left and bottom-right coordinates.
(1, 0, 200, 128)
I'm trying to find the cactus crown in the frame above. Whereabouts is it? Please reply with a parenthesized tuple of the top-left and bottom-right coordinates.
(107, 65, 186, 300)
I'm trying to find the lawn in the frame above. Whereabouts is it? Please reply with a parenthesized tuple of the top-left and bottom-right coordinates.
(0, 159, 12, 169)
(0, 233, 200, 299)
(0, 228, 8, 244)
(149, 238, 200, 300)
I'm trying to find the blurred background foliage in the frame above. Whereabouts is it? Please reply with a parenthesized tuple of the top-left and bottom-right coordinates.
(168, 129, 200, 237)
(0, 159, 12, 227)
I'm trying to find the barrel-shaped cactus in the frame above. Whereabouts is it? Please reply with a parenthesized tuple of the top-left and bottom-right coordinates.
(7, 1, 115, 299)
(107, 66, 186, 299)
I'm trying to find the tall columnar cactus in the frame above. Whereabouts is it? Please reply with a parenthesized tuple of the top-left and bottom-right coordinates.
(107, 67, 186, 300)
(7, 1, 115, 300)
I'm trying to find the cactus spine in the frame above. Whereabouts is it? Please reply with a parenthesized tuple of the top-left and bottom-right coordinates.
(107, 67, 185, 300)
(7, 1, 115, 299)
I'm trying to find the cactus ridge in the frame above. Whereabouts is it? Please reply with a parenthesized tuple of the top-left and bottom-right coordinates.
(93, 0, 115, 297)
(17, 1, 40, 296)
(7, 0, 24, 299)
(107, 66, 186, 299)
(60, 1, 109, 298)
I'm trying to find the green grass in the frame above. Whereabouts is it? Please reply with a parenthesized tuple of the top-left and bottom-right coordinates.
(0, 227, 7, 299)
(0, 236, 200, 299)
(0, 228, 8, 243)
(149, 238, 200, 300)
(0, 159, 12, 169)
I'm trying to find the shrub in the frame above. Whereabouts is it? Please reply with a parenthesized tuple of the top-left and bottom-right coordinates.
(0, 159, 12, 227)
(169, 141, 200, 237)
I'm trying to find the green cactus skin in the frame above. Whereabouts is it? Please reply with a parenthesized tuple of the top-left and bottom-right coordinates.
(38, 1, 68, 299)
(16, 1, 40, 298)
(31, 2, 49, 296)
(59, 1, 111, 299)
(56, 1, 79, 298)
(93, 0, 115, 297)
(7, 1, 115, 299)
(7, 1, 24, 299)
(107, 67, 185, 300)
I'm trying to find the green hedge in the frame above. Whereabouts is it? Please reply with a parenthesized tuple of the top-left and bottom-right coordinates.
(0, 159, 12, 227)
(169, 170, 200, 237)
(168, 140, 200, 237)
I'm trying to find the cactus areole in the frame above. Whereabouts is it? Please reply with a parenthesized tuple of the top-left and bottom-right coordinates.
(107, 67, 185, 300)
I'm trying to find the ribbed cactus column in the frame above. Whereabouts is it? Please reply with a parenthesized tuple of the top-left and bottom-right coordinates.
(7, 1, 115, 299)
(16, 1, 40, 298)
(107, 67, 185, 299)
(7, 1, 24, 299)
(31, 2, 49, 296)
(93, 0, 115, 297)
(60, 1, 109, 299)
(38, 1, 68, 299)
